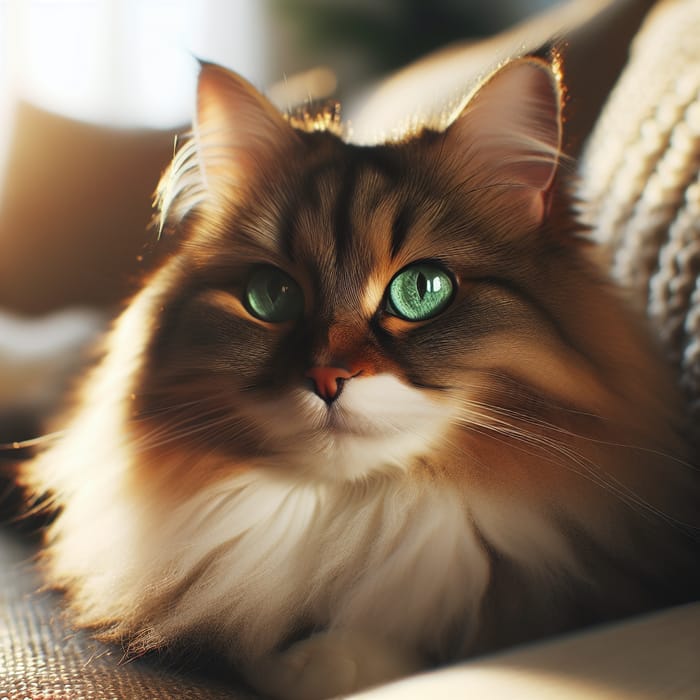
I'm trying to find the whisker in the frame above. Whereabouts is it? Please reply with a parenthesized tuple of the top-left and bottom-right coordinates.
(0, 431, 65, 453)
(462, 393, 698, 472)
(453, 400, 699, 537)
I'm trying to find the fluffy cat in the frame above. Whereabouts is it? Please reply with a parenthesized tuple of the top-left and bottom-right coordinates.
(22, 56, 700, 700)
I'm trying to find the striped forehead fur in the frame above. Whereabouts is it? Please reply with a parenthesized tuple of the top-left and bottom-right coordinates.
(154, 77, 468, 242)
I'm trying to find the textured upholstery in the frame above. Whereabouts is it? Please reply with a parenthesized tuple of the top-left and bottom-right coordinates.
(0, 530, 254, 699)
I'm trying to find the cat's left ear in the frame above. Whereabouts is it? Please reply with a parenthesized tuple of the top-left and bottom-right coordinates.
(441, 56, 562, 227)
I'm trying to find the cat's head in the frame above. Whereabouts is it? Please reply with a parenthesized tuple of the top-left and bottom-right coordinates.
(128, 57, 674, 490)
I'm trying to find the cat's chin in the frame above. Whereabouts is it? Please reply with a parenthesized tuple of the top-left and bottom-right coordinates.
(245, 374, 454, 482)
(304, 431, 429, 482)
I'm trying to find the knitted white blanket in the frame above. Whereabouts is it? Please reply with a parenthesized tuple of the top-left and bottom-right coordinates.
(580, 0, 700, 421)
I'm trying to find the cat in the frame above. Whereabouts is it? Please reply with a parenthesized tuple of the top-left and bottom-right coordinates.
(21, 55, 700, 700)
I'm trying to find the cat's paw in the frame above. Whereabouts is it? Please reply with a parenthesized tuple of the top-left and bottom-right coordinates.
(243, 632, 424, 700)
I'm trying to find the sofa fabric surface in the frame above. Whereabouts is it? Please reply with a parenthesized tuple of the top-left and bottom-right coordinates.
(0, 530, 253, 699)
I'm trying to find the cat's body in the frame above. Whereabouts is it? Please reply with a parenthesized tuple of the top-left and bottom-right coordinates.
(23, 57, 700, 699)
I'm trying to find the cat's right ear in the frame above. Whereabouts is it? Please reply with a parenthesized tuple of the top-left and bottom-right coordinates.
(195, 62, 299, 207)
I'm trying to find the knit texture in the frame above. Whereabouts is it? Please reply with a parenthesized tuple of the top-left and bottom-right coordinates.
(579, 0, 700, 421)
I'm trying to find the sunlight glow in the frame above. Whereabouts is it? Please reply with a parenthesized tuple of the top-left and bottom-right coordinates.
(4, 0, 269, 128)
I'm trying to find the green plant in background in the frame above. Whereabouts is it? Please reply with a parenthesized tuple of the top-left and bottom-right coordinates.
(272, 0, 556, 82)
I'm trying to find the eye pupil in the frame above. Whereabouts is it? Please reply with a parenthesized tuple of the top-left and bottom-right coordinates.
(387, 263, 454, 321)
(417, 272, 427, 300)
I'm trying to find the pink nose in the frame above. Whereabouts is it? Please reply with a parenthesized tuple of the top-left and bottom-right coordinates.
(305, 366, 355, 403)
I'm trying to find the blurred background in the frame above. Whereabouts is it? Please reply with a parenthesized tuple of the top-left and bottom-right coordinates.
(0, 1, 559, 130)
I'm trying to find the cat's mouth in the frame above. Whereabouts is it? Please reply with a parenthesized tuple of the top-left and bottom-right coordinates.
(243, 375, 452, 478)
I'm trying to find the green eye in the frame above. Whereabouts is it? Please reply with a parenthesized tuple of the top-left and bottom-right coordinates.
(244, 266, 303, 322)
(386, 263, 454, 321)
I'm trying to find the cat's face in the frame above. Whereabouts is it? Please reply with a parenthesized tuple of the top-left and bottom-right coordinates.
(143, 142, 468, 480)
(131, 59, 657, 490)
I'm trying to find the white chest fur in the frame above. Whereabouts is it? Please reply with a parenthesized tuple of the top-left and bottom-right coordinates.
(144, 473, 492, 660)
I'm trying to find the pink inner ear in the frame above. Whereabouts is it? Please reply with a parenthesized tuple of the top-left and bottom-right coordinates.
(446, 57, 562, 216)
